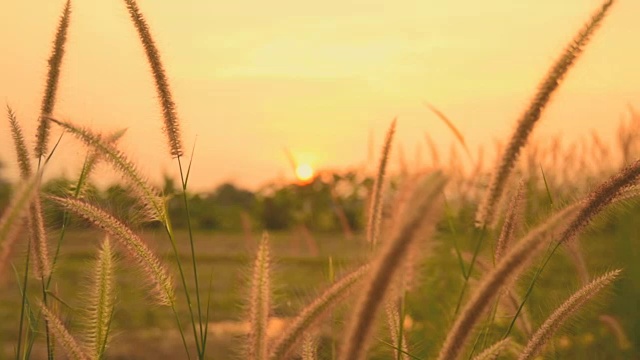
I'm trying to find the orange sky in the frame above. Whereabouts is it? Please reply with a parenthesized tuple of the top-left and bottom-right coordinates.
(1, 0, 639, 191)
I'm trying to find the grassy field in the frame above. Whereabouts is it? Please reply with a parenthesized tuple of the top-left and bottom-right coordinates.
(1, 217, 637, 359)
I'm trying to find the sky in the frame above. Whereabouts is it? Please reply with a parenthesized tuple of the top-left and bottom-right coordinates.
(0, 0, 639, 191)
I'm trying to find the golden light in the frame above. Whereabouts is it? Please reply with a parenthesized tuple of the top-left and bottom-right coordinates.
(295, 163, 315, 182)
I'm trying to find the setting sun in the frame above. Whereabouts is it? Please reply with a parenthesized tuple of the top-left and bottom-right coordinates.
(295, 163, 315, 182)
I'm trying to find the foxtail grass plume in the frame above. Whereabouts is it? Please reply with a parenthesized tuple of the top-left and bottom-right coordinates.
(268, 265, 368, 360)
(300, 334, 317, 360)
(476, 0, 616, 227)
(28, 197, 51, 280)
(50, 196, 174, 306)
(385, 298, 409, 360)
(48, 118, 165, 222)
(494, 179, 526, 262)
(122, 0, 183, 158)
(558, 158, 640, 244)
(40, 303, 89, 360)
(85, 236, 116, 359)
(437, 204, 580, 360)
(367, 119, 396, 248)
(472, 338, 511, 360)
(76, 128, 127, 197)
(518, 270, 621, 360)
(248, 232, 271, 360)
(34, 0, 71, 159)
(341, 173, 446, 360)
(7, 106, 33, 178)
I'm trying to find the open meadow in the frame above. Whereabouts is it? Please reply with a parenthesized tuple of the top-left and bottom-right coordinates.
(0, 223, 637, 359)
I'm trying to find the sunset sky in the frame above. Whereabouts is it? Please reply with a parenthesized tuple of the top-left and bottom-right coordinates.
(1, 0, 639, 191)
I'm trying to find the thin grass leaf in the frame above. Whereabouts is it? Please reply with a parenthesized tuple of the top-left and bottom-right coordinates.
(424, 102, 471, 159)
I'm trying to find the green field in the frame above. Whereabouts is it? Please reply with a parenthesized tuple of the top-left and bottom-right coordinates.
(1, 218, 637, 359)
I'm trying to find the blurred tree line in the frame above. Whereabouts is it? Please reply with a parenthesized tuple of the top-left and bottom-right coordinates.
(0, 161, 372, 233)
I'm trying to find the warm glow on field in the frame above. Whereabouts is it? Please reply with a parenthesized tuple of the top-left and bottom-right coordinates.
(0, 1, 639, 191)
(295, 164, 314, 182)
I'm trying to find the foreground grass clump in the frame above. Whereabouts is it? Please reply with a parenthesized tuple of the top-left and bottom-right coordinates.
(0, 0, 638, 359)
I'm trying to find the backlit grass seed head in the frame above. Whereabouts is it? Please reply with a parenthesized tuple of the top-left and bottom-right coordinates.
(268, 265, 368, 360)
(385, 298, 409, 360)
(472, 338, 511, 360)
(122, 0, 183, 158)
(341, 173, 446, 360)
(51, 196, 174, 306)
(0, 171, 43, 280)
(77, 129, 128, 197)
(35, 0, 71, 159)
(28, 197, 51, 280)
(559, 158, 640, 244)
(495, 179, 526, 262)
(301, 334, 317, 360)
(48, 118, 166, 223)
(248, 232, 271, 360)
(368, 119, 396, 248)
(438, 204, 580, 360)
(85, 236, 116, 358)
(7, 106, 33, 178)
(476, 0, 616, 227)
(519, 270, 621, 360)
(40, 303, 89, 360)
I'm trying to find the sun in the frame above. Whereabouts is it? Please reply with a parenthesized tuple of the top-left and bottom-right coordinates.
(295, 163, 315, 183)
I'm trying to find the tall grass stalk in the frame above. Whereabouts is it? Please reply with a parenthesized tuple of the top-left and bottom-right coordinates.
(48, 118, 165, 222)
(438, 204, 579, 360)
(247, 233, 271, 360)
(34, 0, 71, 161)
(47, 129, 126, 290)
(503, 158, 640, 339)
(49, 197, 174, 305)
(341, 174, 446, 360)
(39, 303, 88, 360)
(121, 0, 183, 158)
(476, 0, 616, 227)
(472, 338, 511, 360)
(85, 237, 116, 359)
(518, 270, 621, 359)
(367, 119, 396, 248)
(120, 0, 211, 355)
(268, 265, 368, 360)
